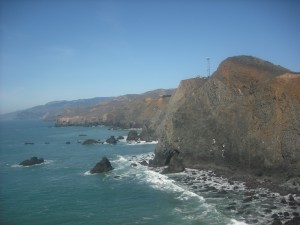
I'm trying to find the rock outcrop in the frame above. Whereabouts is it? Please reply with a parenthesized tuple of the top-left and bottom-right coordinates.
(82, 139, 103, 145)
(19, 157, 44, 166)
(126, 130, 139, 142)
(90, 157, 114, 174)
(106, 136, 117, 144)
(152, 56, 300, 181)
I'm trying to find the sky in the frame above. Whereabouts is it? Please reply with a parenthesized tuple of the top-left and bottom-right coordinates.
(0, 0, 300, 114)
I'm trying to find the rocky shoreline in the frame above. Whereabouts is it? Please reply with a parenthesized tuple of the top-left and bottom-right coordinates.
(128, 152, 300, 225)
(149, 162, 300, 225)
(188, 163, 300, 196)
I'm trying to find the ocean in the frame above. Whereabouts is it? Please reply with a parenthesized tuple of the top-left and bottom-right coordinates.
(0, 120, 298, 225)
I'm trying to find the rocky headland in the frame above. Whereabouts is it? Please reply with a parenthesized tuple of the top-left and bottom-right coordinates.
(150, 55, 300, 194)
(55, 89, 174, 142)
(55, 55, 300, 194)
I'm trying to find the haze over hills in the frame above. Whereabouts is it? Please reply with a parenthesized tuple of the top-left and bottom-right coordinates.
(0, 89, 175, 122)
(55, 88, 175, 130)
(0, 97, 114, 120)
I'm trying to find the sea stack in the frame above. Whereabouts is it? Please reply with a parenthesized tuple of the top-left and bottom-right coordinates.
(90, 157, 114, 174)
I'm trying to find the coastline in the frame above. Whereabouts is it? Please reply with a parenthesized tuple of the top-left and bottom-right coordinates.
(189, 164, 300, 196)
(160, 163, 300, 225)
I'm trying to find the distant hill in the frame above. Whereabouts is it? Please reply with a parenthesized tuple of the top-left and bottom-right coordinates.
(0, 97, 113, 120)
(55, 89, 175, 131)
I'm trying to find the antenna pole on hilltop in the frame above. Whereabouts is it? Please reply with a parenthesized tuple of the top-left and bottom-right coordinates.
(206, 57, 210, 77)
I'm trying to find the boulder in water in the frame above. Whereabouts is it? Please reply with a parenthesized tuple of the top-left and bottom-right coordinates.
(106, 136, 117, 144)
(126, 130, 139, 142)
(82, 139, 103, 145)
(90, 157, 114, 174)
(19, 157, 44, 166)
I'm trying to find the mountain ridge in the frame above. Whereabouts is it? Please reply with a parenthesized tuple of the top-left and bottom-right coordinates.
(55, 89, 175, 130)
(0, 97, 114, 120)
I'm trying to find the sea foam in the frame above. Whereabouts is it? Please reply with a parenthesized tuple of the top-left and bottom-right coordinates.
(228, 219, 248, 225)
(83, 171, 93, 176)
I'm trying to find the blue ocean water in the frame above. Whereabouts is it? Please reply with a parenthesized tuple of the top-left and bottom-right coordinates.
(0, 121, 296, 225)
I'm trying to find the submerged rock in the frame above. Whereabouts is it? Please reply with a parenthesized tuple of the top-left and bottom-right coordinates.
(24, 142, 34, 145)
(90, 157, 114, 174)
(19, 157, 44, 166)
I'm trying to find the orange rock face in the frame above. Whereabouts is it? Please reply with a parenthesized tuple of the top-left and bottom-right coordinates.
(153, 55, 300, 178)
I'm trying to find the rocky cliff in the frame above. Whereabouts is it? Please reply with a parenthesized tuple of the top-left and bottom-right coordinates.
(151, 56, 300, 180)
(55, 89, 174, 140)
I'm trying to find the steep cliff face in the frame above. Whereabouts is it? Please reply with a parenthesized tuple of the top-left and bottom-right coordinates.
(152, 56, 300, 178)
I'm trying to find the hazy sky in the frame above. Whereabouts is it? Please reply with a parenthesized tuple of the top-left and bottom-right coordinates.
(1, 0, 299, 114)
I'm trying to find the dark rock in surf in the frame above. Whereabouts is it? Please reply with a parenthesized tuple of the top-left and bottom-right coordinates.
(271, 218, 282, 225)
(139, 160, 148, 166)
(126, 130, 139, 142)
(82, 139, 103, 145)
(162, 151, 185, 174)
(293, 212, 300, 217)
(288, 194, 295, 202)
(106, 136, 117, 144)
(19, 157, 44, 166)
(281, 198, 288, 204)
(90, 157, 114, 174)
